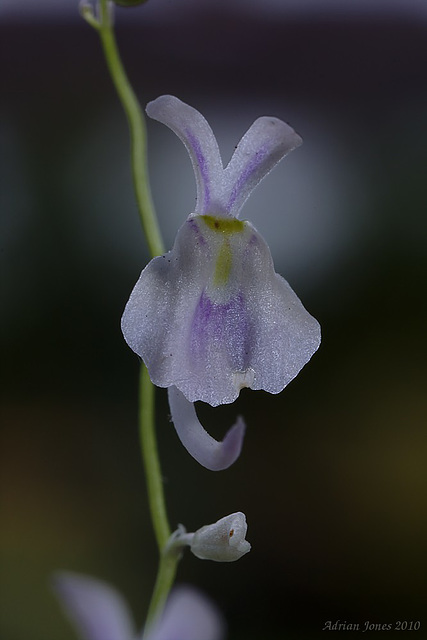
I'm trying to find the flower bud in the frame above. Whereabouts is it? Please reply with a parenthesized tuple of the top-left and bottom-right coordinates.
(190, 512, 251, 562)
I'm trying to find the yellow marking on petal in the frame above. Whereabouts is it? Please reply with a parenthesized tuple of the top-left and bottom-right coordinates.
(213, 241, 232, 286)
(201, 215, 245, 234)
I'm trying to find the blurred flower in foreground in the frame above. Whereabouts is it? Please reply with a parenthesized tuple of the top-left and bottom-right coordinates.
(122, 95, 321, 469)
(54, 572, 225, 640)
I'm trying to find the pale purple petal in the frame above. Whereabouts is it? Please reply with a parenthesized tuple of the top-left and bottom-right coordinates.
(121, 217, 256, 406)
(148, 586, 225, 640)
(222, 116, 302, 217)
(168, 386, 245, 471)
(146, 95, 224, 216)
(122, 217, 320, 407)
(53, 573, 135, 640)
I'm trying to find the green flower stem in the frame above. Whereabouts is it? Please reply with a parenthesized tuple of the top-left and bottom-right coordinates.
(139, 364, 171, 551)
(82, 0, 178, 626)
(140, 364, 179, 633)
(142, 548, 180, 637)
(97, 0, 164, 258)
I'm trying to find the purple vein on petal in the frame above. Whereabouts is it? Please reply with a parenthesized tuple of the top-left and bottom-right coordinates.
(190, 291, 253, 373)
(187, 217, 208, 245)
(186, 128, 211, 213)
(146, 96, 224, 216)
(168, 386, 246, 471)
(223, 116, 302, 217)
(226, 146, 269, 213)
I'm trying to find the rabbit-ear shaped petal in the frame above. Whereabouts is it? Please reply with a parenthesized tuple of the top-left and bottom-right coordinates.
(222, 116, 302, 217)
(146, 95, 225, 216)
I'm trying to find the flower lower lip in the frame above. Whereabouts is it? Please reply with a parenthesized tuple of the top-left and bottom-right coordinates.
(233, 369, 255, 391)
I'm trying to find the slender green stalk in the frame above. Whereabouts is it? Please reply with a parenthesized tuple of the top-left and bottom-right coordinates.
(139, 365, 170, 550)
(81, 0, 179, 626)
(142, 550, 180, 636)
(139, 365, 180, 633)
(97, 0, 164, 257)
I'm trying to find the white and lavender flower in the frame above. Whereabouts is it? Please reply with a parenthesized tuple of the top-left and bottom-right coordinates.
(121, 95, 321, 469)
(53, 572, 225, 640)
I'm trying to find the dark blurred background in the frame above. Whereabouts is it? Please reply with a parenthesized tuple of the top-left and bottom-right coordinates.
(1, 1, 427, 638)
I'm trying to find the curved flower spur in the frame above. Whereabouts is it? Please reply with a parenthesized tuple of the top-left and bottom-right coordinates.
(122, 96, 321, 469)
